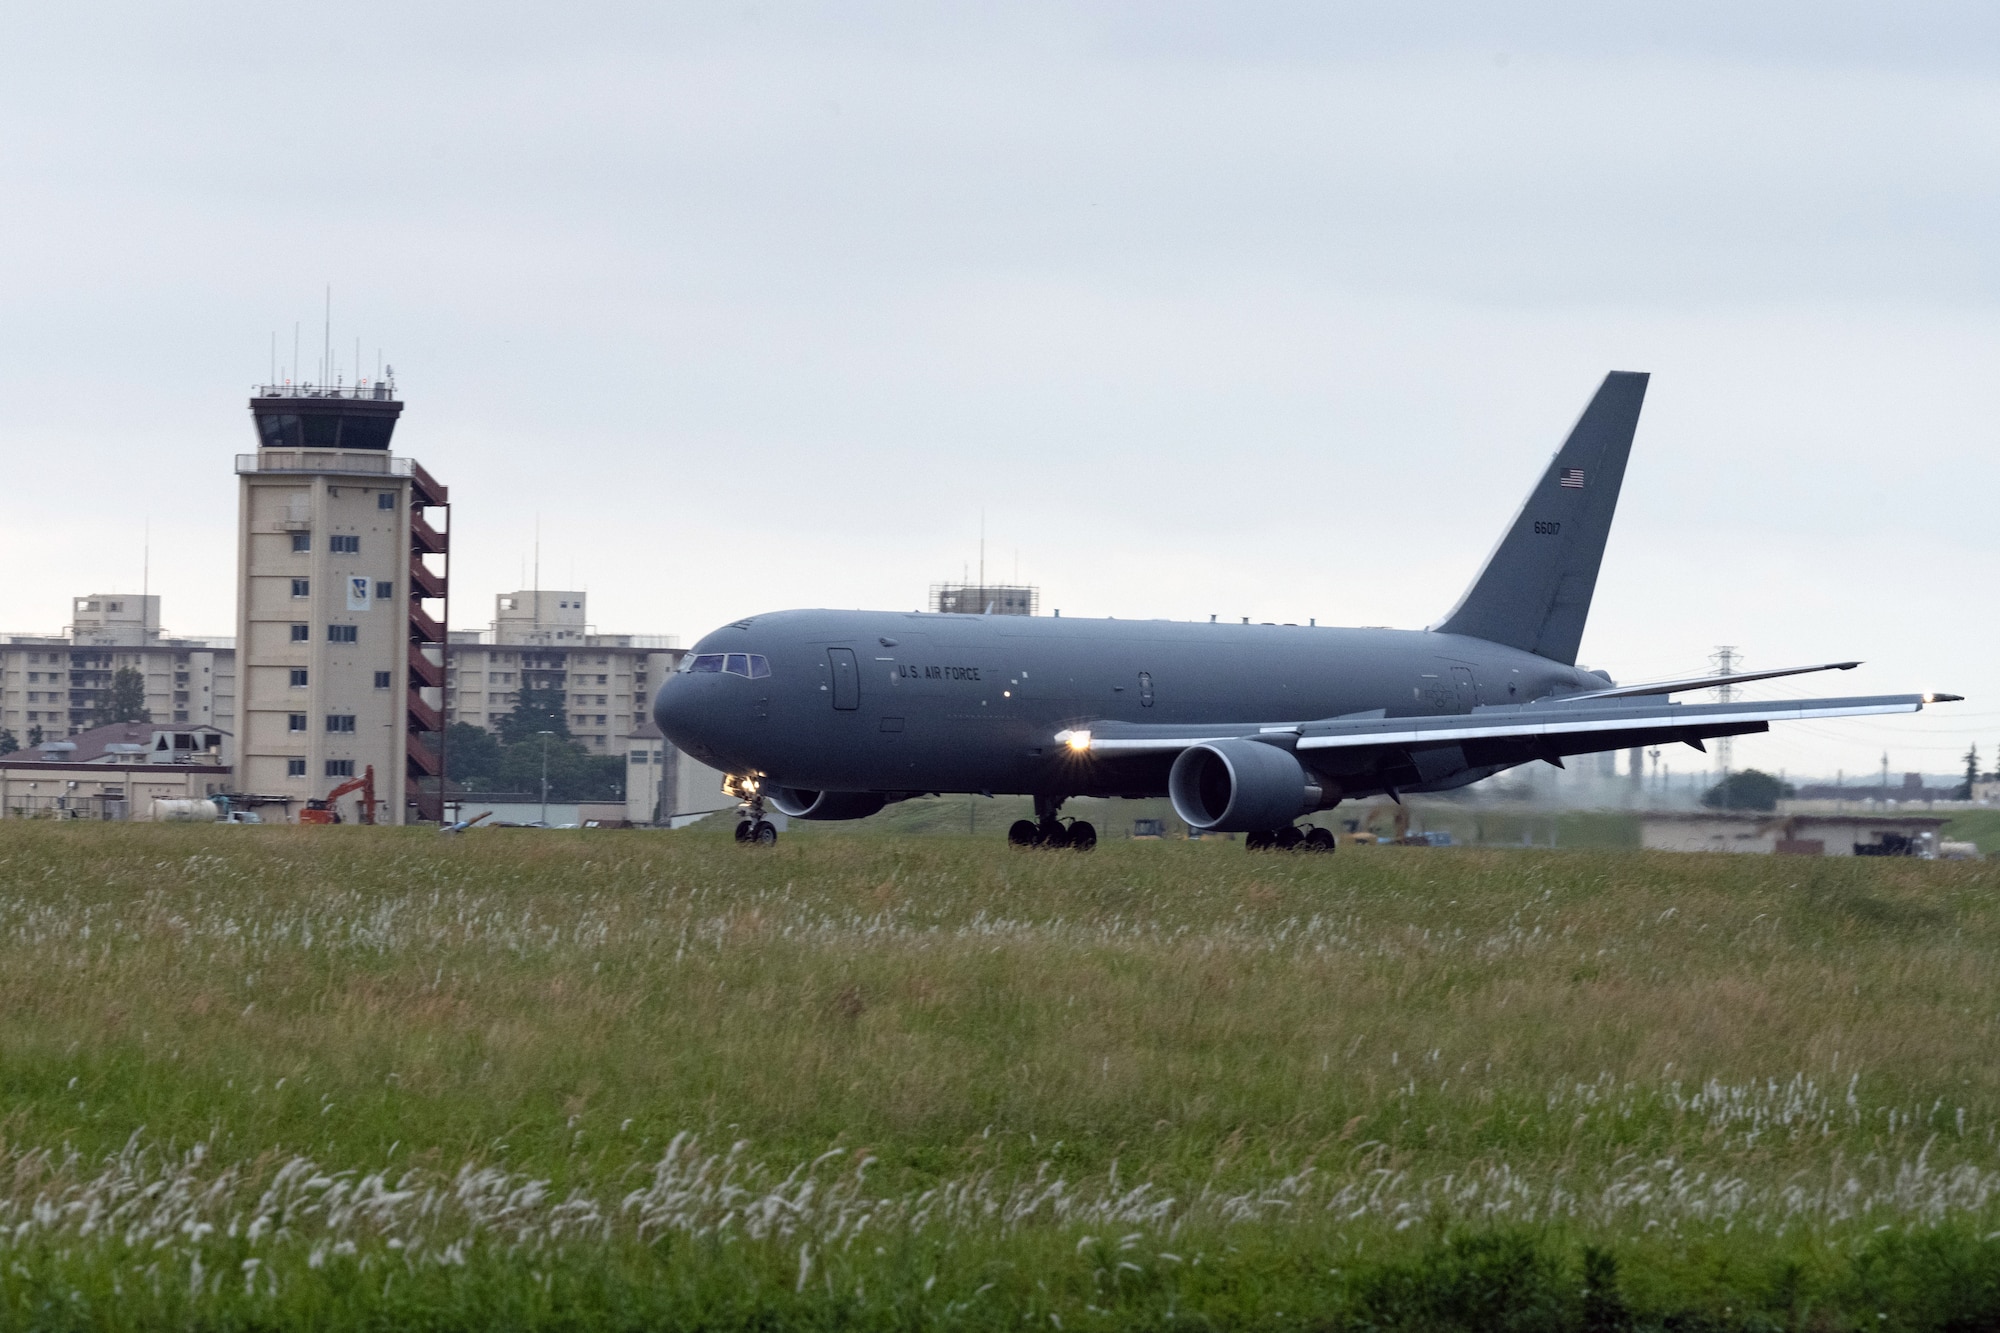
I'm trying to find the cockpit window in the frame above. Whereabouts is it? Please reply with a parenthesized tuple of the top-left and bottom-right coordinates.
(681, 652, 771, 678)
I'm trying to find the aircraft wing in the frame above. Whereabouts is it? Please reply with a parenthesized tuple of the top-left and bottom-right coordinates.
(1060, 691, 1954, 762)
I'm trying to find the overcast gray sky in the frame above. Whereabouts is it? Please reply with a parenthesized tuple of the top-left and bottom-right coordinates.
(4, 2, 1996, 778)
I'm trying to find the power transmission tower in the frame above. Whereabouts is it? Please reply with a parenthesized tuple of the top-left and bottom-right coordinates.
(1710, 646, 1740, 781)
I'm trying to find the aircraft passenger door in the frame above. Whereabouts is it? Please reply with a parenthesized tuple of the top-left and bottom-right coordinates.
(1450, 666, 1478, 712)
(827, 648, 860, 710)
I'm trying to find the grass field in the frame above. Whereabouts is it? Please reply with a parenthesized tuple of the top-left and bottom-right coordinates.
(0, 823, 1997, 1329)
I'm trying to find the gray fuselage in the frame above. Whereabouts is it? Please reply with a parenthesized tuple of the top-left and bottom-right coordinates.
(653, 609, 1598, 799)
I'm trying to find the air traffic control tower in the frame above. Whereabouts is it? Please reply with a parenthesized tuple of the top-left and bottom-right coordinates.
(233, 378, 450, 823)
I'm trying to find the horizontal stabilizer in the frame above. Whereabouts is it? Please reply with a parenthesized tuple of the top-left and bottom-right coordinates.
(1554, 660, 1861, 702)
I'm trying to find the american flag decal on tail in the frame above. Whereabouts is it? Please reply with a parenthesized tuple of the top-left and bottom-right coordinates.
(1559, 468, 1585, 488)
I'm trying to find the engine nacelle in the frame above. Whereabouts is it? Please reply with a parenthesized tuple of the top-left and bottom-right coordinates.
(767, 787, 888, 821)
(1168, 739, 1327, 833)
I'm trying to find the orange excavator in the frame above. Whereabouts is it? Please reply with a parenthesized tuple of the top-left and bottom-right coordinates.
(300, 765, 378, 825)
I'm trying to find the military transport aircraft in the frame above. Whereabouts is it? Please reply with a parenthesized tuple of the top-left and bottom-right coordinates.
(655, 372, 1956, 850)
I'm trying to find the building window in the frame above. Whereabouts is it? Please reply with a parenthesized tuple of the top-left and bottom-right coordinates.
(290, 624, 309, 642)
(326, 715, 356, 733)
(325, 759, 354, 777)
(377, 493, 395, 510)
(292, 579, 310, 598)
(289, 669, 309, 687)
(287, 758, 307, 777)
(374, 671, 392, 689)
(288, 714, 307, 731)
(172, 710, 188, 722)
(330, 535, 360, 554)
(328, 625, 358, 643)
(291, 532, 311, 553)
(375, 581, 394, 600)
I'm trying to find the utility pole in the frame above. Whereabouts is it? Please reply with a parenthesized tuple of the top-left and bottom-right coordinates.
(539, 730, 553, 825)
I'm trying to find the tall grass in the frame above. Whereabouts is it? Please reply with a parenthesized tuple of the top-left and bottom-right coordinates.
(0, 823, 1996, 1327)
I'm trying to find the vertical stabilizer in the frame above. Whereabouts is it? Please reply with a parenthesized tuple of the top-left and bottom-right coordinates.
(1431, 371, 1648, 664)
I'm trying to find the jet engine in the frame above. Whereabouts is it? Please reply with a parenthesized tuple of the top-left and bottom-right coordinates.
(1168, 739, 1329, 833)
(767, 787, 888, 821)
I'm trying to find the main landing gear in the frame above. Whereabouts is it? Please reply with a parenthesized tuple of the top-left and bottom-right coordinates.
(1008, 795, 1096, 852)
(1244, 826, 1336, 853)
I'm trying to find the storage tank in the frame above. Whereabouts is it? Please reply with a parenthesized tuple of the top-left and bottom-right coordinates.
(152, 798, 222, 822)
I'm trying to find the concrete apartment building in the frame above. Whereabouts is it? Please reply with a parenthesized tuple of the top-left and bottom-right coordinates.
(444, 591, 678, 754)
(446, 592, 740, 825)
(234, 381, 450, 823)
(1, 595, 235, 748)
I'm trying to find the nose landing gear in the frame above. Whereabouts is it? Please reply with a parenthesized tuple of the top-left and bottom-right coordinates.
(724, 775, 778, 846)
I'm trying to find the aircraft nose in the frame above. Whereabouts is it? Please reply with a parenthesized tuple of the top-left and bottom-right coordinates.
(652, 674, 697, 745)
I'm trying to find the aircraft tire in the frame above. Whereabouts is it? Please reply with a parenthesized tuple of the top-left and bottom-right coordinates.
(734, 820, 753, 843)
(1067, 821, 1097, 852)
(1275, 827, 1305, 851)
(1041, 821, 1071, 849)
(1007, 819, 1040, 848)
(752, 820, 778, 846)
(1244, 830, 1274, 851)
(1304, 827, 1336, 853)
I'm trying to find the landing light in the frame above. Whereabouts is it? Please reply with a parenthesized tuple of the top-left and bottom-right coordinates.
(1057, 729, 1092, 753)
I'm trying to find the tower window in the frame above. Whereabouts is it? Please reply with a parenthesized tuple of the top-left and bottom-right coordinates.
(288, 714, 307, 731)
(375, 581, 394, 600)
(289, 669, 309, 687)
(377, 493, 395, 510)
(325, 759, 354, 777)
(328, 625, 357, 643)
(291, 579, 310, 598)
(330, 535, 360, 554)
(290, 624, 309, 642)
(326, 715, 356, 733)
(374, 671, 392, 689)
(291, 532, 311, 553)
(287, 758, 307, 777)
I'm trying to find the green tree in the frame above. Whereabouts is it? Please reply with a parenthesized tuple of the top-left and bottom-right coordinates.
(495, 687, 570, 746)
(496, 732, 623, 803)
(1960, 744, 1980, 800)
(0, 728, 16, 756)
(26, 726, 44, 748)
(1701, 768, 1795, 812)
(443, 721, 504, 788)
(96, 667, 150, 725)
(441, 720, 621, 802)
